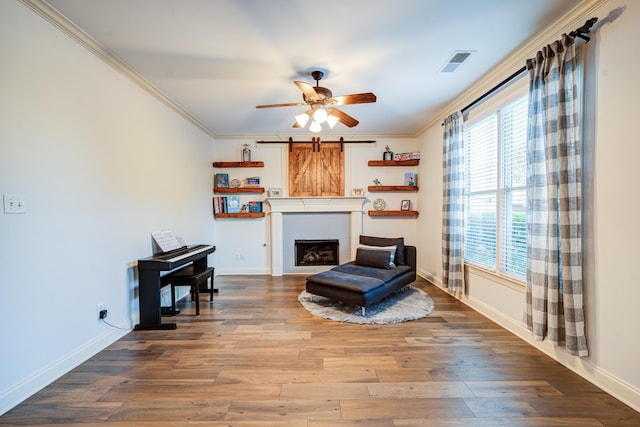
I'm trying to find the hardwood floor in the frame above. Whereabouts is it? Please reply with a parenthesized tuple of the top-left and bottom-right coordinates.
(2, 275, 639, 426)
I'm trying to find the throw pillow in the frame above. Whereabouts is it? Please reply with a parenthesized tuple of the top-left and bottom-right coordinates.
(357, 244, 397, 264)
(355, 248, 396, 269)
(359, 235, 405, 266)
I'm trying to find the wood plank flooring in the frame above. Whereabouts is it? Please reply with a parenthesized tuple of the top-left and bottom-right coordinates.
(2, 275, 639, 426)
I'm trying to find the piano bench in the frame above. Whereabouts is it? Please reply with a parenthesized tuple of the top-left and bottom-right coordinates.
(160, 266, 215, 316)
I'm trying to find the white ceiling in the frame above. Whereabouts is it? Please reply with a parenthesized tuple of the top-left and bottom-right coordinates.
(44, 0, 582, 138)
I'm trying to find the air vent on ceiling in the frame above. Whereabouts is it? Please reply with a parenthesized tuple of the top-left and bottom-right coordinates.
(440, 50, 474, 73)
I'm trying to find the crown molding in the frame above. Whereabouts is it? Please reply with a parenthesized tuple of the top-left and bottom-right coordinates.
(19, 0, 217, 138)
(419, 0, 608, 134)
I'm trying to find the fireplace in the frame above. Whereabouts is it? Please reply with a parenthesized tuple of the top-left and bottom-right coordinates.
(295, 239, 339, 266)
(265, 197, 366, 276)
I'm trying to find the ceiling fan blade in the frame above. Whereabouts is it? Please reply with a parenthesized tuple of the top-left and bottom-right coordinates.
(256, 102, 306, 109)
(330, 108, 359, 128)
(294, 81, 319, 102)
(330, 92, 377, 106)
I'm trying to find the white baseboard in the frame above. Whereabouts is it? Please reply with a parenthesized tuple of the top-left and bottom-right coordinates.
(215, 267, 271, 275)
(0, 317, 131, 416)
(416, 272, 640, 413)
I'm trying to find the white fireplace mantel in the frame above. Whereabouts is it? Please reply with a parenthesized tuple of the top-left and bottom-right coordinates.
(265, 197, 366, 276)
(266, 197, 366, 213)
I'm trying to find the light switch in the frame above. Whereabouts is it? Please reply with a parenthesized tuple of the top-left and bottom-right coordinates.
(3, 194, 26, 214)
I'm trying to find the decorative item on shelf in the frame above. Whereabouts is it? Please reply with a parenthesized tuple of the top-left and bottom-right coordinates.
(247, 201, 263, 213)
(230, 178, 241, 188)
(383, 145, 393, 161)
(245, 176, 261, 187)
(373, 178, 382, 186)
(241, 144, 252, 162)
(268, 188, 282, 197)
(401, 200, 411, 211)
(393, 152, 421, 161)
(373, 198, 387, 211)
(351, 188, 364, 196)
(226, 196, 241, 213)
(240, 204, 248, 213)
(215, 173, 229, 188)
(404, 173, 417, 186)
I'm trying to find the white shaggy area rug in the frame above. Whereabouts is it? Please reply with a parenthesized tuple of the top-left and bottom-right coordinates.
(298, 285, 435, 324)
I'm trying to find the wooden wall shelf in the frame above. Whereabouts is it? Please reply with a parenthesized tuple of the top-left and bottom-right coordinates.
(214, 212, 265, 218)
(368, 185, 418, 192)
(368, 160, 419, 166)
(212, 161, 264, 168)
(368, 210, 419, 217)
(214, 187, 265, 193)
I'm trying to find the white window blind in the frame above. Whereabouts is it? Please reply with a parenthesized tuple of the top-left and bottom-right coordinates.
(499, 97, 528, 278)
(463, 94, 528, 280)
(464, 114, 497, 268)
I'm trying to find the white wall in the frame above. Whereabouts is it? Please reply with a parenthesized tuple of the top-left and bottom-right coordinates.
(0, 2, 215, 414)
(417, 0, 640, 410)
(212, 137, 420, 274)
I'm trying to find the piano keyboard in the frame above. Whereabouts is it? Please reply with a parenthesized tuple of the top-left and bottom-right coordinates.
(155, 244, 213, 262)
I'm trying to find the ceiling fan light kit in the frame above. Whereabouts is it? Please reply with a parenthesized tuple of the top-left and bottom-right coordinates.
(256, 70, 376, 132)
(313, 107, 328, 123)
(309, 121, 322, 133)
(295, 112, 310, 127)
(326, 114, 339, 128)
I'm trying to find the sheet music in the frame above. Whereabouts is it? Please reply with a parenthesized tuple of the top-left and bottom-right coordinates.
(151, 230, 182, 253)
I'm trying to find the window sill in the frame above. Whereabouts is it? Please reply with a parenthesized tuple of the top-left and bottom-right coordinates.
(464, 263, 525, 293)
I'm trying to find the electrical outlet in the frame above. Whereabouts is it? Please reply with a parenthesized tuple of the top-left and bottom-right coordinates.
(97, 303, 104, 319)
(99, 309, 108, 320)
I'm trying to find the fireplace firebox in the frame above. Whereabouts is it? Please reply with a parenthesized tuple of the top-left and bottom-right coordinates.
(295, 239, 339, 266)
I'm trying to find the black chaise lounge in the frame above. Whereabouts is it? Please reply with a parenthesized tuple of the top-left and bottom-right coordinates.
(305, 235, 416, 315)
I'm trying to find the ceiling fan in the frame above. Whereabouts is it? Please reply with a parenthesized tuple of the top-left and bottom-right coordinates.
(256, 70, 376, 132)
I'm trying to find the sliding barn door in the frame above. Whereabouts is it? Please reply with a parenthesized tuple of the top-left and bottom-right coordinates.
(289, 143, 316, 197)
(316, 142, 344, 196)
(289, 142, 344, 197)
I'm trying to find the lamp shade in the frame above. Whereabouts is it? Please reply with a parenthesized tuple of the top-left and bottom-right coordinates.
(312, 108, 328, 124)
(309, 121, 322, 133)
(295, 112, 310, 127)
(327, 114, 339, 128)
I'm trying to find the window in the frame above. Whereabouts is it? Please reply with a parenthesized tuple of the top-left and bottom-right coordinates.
(464, 94, 528, 280)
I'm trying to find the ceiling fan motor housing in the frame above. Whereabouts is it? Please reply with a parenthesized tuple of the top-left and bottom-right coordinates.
(304, 86, 332, 102)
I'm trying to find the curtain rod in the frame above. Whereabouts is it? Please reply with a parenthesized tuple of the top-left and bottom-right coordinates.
(445, 17, 598, 122)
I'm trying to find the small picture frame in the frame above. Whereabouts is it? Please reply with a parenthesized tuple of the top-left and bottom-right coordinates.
(268, 188, 282, 197)
(215, 173, 229, 188)
(351, 188, 364, 196)
(404, 173, 417, 186)
(401, 200, 411, 211)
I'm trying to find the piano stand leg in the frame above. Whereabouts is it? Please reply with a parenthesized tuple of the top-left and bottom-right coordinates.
(134, 322, 177, 331)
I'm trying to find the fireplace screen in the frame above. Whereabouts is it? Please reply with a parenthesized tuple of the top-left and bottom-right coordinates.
(295, 239, 339, 266)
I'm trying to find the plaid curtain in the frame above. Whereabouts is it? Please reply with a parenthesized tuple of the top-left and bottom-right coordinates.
(524, 34, 588, 357)
(442, 111, 465, 292)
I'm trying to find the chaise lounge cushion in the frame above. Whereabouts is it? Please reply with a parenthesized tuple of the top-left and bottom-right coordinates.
(332, 262, 413, 282)
(305, 269, 385, 293)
